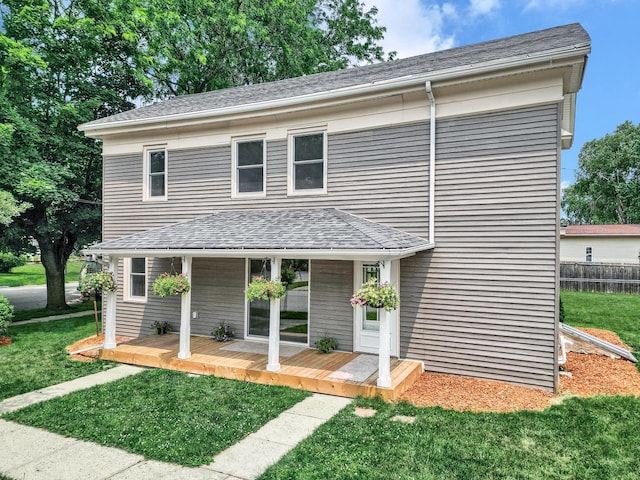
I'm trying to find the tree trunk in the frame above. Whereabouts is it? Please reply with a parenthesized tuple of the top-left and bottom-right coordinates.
(37, 232, 76, 311)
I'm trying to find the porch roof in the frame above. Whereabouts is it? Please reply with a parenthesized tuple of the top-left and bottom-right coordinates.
(87, 208, 434, 260)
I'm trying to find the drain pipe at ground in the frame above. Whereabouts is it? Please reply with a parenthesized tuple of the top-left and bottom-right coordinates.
(425, 80, 436, 245)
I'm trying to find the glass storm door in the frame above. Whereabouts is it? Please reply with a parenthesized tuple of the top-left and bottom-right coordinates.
(354, 262, 399, 356)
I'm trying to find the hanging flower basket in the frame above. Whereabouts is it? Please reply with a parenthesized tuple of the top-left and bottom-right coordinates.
(245, 276, 286, 301)
(350, 277, 400, 312)
(152, 273, 191, 297)
(79, 271, 117, 295)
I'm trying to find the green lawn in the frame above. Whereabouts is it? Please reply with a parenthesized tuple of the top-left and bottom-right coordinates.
(0, 261, 82, 287)
(260, 395, 640, 480)
(561, 290, 640, 352)
(0, 315, 114, 401)
(4, 369, 310, 467)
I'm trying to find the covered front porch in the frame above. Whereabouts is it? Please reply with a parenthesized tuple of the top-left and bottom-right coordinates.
(88, 208, 434, 396)
(100, 334, 423, 400)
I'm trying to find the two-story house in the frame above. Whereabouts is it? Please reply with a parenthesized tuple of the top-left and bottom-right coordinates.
(80, 23, 590, 394)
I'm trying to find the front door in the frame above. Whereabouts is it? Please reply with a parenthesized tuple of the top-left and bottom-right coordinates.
(353, 262, 399, 356)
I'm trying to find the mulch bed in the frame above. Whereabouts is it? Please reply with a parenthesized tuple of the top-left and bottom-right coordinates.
(66, 334, 133, 362)
(401, 327, 640, 413)
(0, 336, 11, 347)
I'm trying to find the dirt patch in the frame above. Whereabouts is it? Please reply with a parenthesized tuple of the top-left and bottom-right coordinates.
(66, 334, 133, 362)
(0, 336, 11, 347)
(401, 328, 640, 413)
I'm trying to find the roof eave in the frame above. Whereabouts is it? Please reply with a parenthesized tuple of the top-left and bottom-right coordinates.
(79, 44, 590, 136)
(84, 243, 435, 261)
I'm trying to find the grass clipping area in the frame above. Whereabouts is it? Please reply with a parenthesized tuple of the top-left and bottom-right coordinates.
(3, 369, 310, 467)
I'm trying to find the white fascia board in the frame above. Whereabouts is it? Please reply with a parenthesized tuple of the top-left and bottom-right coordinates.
(83, 244, 435, 261)
(79, 45, 590, 136)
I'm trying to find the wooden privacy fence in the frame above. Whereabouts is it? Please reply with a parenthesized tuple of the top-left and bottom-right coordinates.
(561, 262, 640, 294)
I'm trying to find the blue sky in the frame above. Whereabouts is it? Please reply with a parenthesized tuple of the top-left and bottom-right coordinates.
(364, 0, 640, 188)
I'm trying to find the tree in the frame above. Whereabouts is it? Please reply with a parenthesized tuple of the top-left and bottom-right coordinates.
(562, 121, 640, 225)
(117, 0, 393, 98)
(0, 1, 149, 309)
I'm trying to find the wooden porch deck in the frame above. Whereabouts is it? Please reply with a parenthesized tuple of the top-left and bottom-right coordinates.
(100, 334, 423, 401)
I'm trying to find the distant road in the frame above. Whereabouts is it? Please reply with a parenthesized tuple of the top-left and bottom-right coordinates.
(0, 282, 82, 311)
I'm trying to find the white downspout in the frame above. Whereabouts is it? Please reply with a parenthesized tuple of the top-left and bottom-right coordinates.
(425, 81, 436, 245)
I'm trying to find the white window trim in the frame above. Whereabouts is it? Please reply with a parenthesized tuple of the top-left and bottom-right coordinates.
(585, 246, 593, 262)
(123, 257, 148, 303)
(231, 136, 267, 198)
(287, 130, 328, 196)
(143, 145, 168, 201)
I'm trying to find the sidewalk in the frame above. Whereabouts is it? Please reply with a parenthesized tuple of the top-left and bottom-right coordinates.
(0, 367, 351, 480)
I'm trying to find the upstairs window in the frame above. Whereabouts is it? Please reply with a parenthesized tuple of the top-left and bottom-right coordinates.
(585, 246, 593, 262)
(289, 132, 326, 194)
(233, 138, 265, 196)
(144, 147, 167, 200)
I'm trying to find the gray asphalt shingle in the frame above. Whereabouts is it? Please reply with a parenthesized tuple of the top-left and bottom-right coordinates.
(89, 208, 431, 253)
(81, 23, 589, 128)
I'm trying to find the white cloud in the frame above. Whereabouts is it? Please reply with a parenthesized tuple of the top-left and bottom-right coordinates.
(363, 0, 456, 58)
(363, 1, 503, 59)
(469, 0, 501, 17)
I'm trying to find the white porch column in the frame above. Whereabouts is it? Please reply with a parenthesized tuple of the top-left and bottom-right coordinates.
(104, 255, 118, 349)
(178, 255, 192, 359)
(267, 256, 282, 372)
(377, 259, 392, 388)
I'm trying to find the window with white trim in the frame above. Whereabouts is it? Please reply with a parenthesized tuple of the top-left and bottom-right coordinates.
(289, 132, 326, 193)
(233, 138, 265, 195)
(125, 257, 147, 302)
(144, 147, 167, 200)
(585, 246, 593, 262)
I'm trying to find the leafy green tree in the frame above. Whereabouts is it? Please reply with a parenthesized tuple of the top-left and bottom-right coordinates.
(0, 1, 149, 309)
(562, 121, 640, 225)
(117, 0, 393, 97)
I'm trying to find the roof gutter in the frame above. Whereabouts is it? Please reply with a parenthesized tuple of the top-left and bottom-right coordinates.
(425, 80, 436, 246)
(79, 44, 590, 135)
(84, 244, 435, 261)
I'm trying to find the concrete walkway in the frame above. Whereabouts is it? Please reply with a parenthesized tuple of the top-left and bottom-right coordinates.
(0, 365, 351, 480)
(13, 309, 99, 326)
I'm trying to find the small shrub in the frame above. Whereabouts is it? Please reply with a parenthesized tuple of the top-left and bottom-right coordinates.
(212, 322, 234, 342)
(150, 320, 173, 334)
(0, 252, 27, 273)
(316, 335, 338, 354)
(280, 268, 296, 285)
(0, 295, 14, 336)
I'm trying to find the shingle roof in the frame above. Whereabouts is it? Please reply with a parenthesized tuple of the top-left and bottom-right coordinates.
(564, 225, 640, 236)
(88, 208, 432, 256)
(81, 23, 589, 128)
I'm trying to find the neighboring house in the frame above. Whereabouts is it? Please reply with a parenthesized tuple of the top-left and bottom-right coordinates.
(561, 225, 640, 264)
(80, 23, 590, 392)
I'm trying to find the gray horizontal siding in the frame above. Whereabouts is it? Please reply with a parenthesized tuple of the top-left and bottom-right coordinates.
(400, 104, 559, 391)
(113, 257, 181, 338)
(309, 260, 354, 352)
(102, 122, 430, 240)
(190, 258, 246, 338)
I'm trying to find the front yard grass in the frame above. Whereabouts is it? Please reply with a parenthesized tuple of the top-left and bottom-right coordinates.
(0, 315, 114, 401)
(561, 290, 640, 351)
(0, 261, 82, 287)
(260, 395, 640, 480)
(12, 301, 97, 323)
(4, 369, 310, 467)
